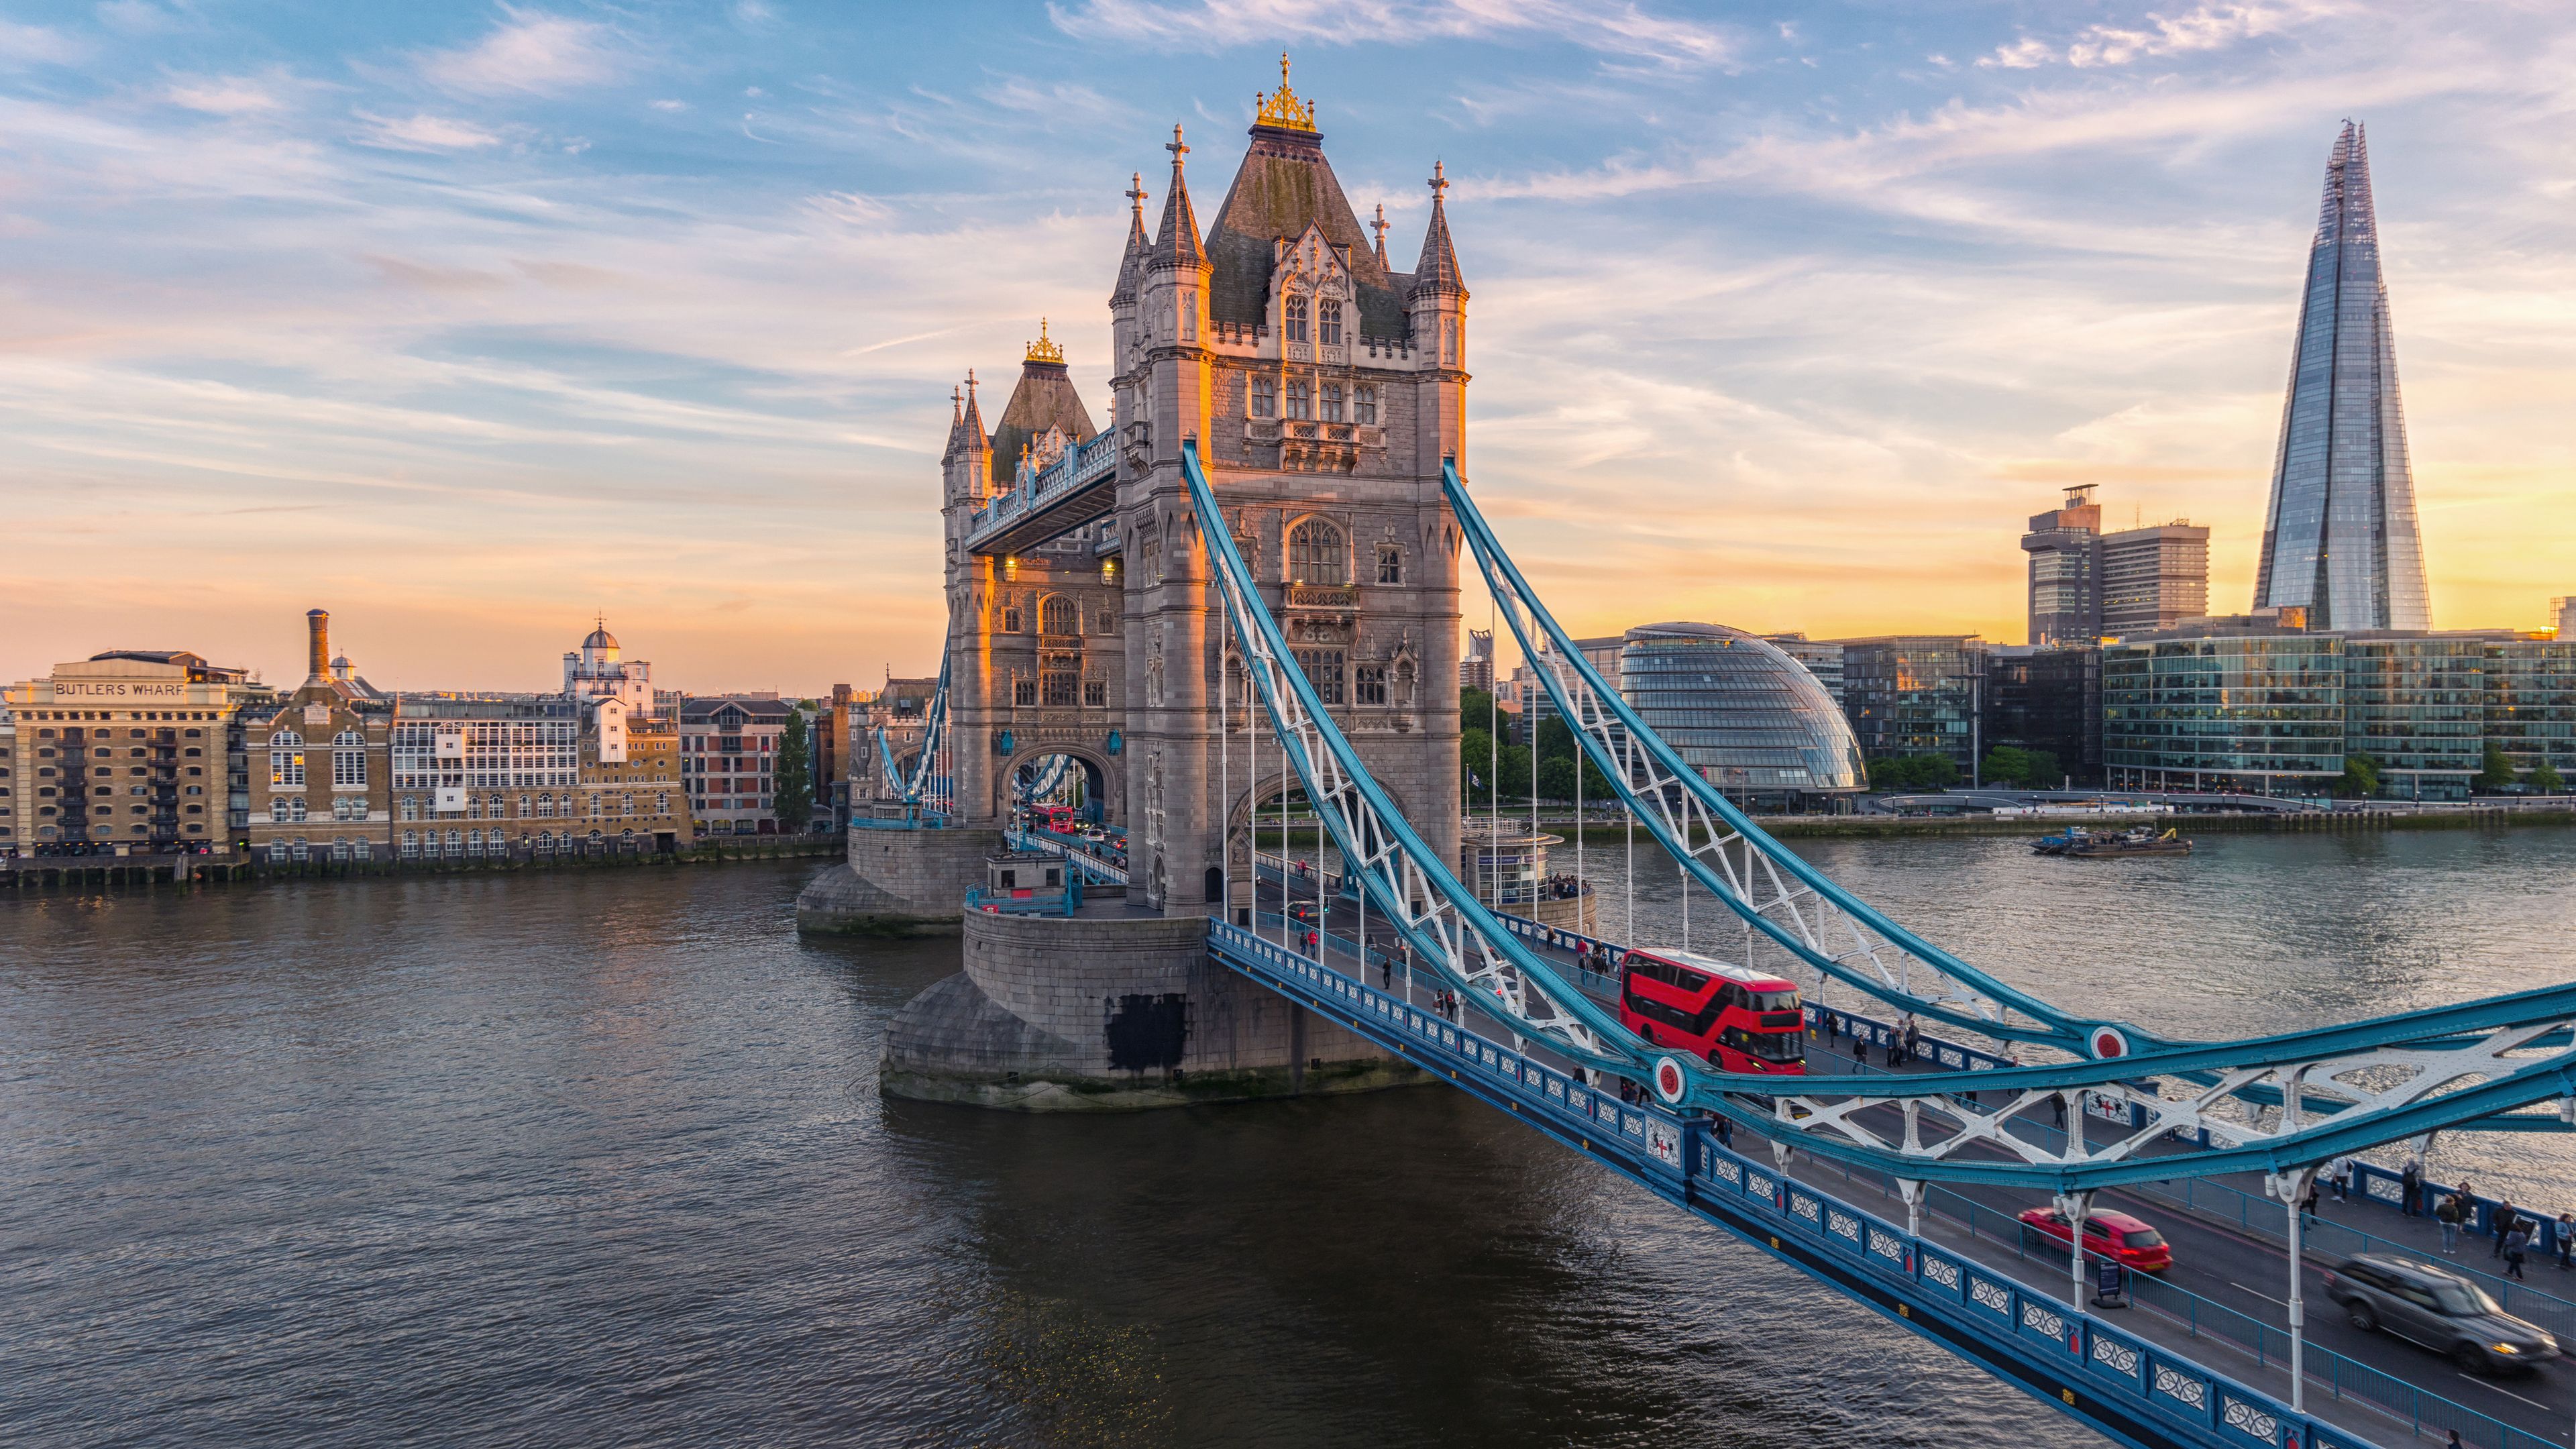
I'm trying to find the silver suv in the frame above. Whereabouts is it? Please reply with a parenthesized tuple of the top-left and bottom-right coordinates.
(2324, 1254, 2557, 1373)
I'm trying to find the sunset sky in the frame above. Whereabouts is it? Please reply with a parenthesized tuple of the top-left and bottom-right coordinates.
(3, 1, 2571, 694)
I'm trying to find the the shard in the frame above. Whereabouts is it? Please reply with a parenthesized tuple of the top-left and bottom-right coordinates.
(2253, 121, 2431, 631)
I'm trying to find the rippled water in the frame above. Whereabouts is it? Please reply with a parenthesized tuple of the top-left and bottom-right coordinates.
(5, 829, 2572, 1447)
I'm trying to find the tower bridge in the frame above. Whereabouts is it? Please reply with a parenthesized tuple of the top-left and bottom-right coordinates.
(796, 73, 2576, 1448)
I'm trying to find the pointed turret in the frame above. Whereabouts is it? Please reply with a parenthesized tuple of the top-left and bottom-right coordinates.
(1411, 162, 1466, 300)
(2253, 120, 2429, 631)
(1150, 126, 1205, 272)
(941, 369, 991, 502)
(1110, 172, 1150, 305)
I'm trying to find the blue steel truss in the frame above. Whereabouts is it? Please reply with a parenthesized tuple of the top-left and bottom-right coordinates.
(873, 651, 951, 822)
(1185, 442, 2576, 1198)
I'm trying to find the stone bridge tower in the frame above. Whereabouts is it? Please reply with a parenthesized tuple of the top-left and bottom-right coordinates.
(1114, 64, 1466, 914)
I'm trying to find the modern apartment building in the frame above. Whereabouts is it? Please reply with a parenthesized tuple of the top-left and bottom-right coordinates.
(680, 694, 797, 835)
(1835, 636, 1986, 774)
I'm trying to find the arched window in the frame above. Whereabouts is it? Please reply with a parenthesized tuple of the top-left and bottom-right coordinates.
(1289, 519, 1348, 586)
(488, 792, 505, 817)
(401, 830, 419, 859)
(1319, 299, 1343, 346)
(621, 792, 635, 816)
(1250, 377, 1276, 418)
(1284, 293, 1308, 343)
(536, 794, 555, 818)
(1285, 380, 1310, 420)
(1320, 382, 1343, 422)
(1354, 384, 1378, 425)
(331, 730, 366, 788)
(270, 730, 305, 788)
(1040, 594, 1081, 637)
(519, 794, 531, 816)
(290, 796, 308, 822)
(270, 798, 290, 823)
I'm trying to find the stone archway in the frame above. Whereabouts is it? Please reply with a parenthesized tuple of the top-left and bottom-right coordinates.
(989, 741, 1124, 826)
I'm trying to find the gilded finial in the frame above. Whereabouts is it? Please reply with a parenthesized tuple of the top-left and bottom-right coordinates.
(1255, 52, 1317, 132)
(1025, 317, 1065, 366)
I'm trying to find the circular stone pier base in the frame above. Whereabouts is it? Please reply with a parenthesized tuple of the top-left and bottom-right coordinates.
(881, 909, 1421, 1110)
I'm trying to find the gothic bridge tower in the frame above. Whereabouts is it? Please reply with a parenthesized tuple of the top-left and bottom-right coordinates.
(1114, 59, 1467, 914)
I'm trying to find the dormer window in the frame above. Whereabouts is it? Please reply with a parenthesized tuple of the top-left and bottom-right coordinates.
(1284, 294, 1308, 343)
(1320, 300, 1343, 347)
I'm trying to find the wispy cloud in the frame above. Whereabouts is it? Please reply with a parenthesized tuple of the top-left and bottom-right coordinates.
(417, 9, 621, 96)
(1980, 1, 2334, 70)
(166, 74, 287, 116)
(0, 20, 87, 66)
(1052, 0, 1737, 68)
(354, 109, 504, 151)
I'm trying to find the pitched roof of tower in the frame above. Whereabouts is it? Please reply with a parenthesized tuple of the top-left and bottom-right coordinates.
(1110, 171, 1150, 305)
(1201, 113, 1405, 335)
(1411, 161, 1466, 299)
(988, 329, 1097, 483)
(1150, 125, 1205, 270)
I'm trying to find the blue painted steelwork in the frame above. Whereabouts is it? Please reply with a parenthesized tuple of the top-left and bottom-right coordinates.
(871, 651, 951, 825)
(1205, 920, 2397, 1449)
(963, 429, 1118, 555)
(1444, 458, 2135, 1053)
(1006, 827, 1127, 886)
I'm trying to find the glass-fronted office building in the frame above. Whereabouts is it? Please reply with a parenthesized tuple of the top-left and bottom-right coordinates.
(1618, 623, 1864, 808)
(1836, 636, 1983, 775)
(2102, 631, 2576, 800)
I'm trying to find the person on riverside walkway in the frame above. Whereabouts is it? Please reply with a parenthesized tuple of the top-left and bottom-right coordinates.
(2436, 1193, 2463, 1254)
(2505, 1222, 2531, 1281)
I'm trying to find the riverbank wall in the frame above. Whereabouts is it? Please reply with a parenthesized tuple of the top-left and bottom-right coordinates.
(0, 837, 841, 894)
(1250, 805, 2576, 848)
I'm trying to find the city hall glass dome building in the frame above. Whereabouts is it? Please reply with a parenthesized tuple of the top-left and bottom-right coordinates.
(1619, 623, 1866, 809)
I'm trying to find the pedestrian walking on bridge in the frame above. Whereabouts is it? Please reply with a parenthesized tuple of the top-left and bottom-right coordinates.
(2436, 1193, 2463, 1254)
(2493, 1199, 2519, 1259)
(2505, 1222, 2531, 1281)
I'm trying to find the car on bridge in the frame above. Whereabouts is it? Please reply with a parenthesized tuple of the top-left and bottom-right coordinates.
(2015, 1205, 2171, 1273)
(2325, 1254, 2559, 1373)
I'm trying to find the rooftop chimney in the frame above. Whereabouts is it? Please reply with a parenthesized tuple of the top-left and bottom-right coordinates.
(307, 609, 330, 682)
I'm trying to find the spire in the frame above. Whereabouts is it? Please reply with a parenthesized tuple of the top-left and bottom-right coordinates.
(1411, 161, 1465, 299)
(1111, 171, 1149, 305)
(1371, 203, 1389, 267)
(2252, 119, 2428, 631)
(961, 369, 985, 438)
(1254, 51, 1316, 133)
(1150, 124, 1205, 270)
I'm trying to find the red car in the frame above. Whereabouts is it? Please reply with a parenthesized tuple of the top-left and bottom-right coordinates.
(2017, 1206, 2172, 1273)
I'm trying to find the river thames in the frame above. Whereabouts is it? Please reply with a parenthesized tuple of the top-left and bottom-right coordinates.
(5, 828, 2574, 1447)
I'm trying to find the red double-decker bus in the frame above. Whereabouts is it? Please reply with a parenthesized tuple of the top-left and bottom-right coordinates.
(1617, 947, 1807, 1074)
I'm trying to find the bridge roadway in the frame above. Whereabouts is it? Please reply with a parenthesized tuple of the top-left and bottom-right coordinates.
(1238, 870, 2576, 1448)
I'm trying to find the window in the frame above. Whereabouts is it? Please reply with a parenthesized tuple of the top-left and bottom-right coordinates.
(1289, 519, 1348, 585)
(1377, 543, 1403, 585)
(1295, 649, 1346, 704)
(1355, 385, 1377, 425)
(1250, 376, 1276, 418)
(1014, 678, 1038, 706)
(400, 796, 419, 822)
(1320, 299, 1342, 346)
(1285, 293, 1308, 343)
(290, 796, 307, 822)
(1320, 382, 1343, 422)
(1442, 318, 1458, 366)
(1180, 289, 1197, 341)
(1002, 605, 1023, 633)
(331, 730, 366, 788)
(536, 794, 555, 818)
(1041, 594, 1081, 637)
(1285, 380, 1310, 420)
(1042, 669, 1079, 707)
(1140, 530, 1161, 585)
(622, 793, 635, 817)
(402, 830, 420, 859)
(270, 731, 305, 788)
(270, 798, 290, 823)
(1083, 679, 1108, 708)
(1356, 664, 1388, 706)
(1097, 606, 1116, 632)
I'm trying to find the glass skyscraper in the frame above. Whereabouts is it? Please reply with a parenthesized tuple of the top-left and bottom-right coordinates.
(2254, 121, 2432, 632)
